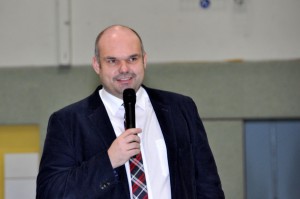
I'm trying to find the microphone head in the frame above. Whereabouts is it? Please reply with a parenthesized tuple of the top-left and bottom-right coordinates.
(123, 88, 136, 104)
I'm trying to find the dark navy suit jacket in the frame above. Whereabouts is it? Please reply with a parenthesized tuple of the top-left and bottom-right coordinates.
(37, 85, 224, 199)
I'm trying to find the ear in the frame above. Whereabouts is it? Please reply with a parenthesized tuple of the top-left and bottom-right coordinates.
(92, 56, 100, 74)
(143, 53, 147, 69)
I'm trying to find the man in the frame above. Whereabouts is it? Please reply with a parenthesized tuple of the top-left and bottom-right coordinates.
(37, 25, 224, 199)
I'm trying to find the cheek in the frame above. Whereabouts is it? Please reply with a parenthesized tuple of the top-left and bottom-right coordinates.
(105, 70, 122, 85)
(136, 67, 145, 77)
(100, 68, 115, 77)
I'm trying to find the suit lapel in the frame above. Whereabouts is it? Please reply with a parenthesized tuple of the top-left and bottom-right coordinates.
(88, 104, 116, 148)
(87, 87, 130, 198)
(87, 87, 117, 148)
(145, 86, 178, 198)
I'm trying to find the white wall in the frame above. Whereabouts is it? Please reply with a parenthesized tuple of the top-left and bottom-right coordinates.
(1, 0, 300, 67)
(0, 0, 57, 67)
(4, 153, 39, 199)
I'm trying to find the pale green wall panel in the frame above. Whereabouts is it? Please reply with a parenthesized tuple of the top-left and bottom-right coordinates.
(203, 120, 244, 199)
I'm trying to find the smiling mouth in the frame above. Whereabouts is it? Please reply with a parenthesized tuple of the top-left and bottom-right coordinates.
(114, 73, 136, 83)
(117, 76, 132, 83)
(119, 77, 131, 81)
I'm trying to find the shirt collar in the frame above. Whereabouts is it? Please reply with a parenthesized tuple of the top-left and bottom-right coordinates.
(99, 87, 148, 116)
(136, 87, 148, 111)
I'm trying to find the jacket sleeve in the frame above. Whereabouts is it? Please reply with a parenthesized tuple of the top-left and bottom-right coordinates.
(36, 112, 120, 199)
(184, 98, 225, 199)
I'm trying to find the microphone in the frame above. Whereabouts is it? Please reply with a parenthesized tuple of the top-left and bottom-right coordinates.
(123, 88, 136, 129)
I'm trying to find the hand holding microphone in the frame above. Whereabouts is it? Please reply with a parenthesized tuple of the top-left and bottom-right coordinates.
(108, 88, 141, 168)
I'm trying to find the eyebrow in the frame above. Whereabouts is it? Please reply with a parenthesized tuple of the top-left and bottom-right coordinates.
(103, 54, 141, 60)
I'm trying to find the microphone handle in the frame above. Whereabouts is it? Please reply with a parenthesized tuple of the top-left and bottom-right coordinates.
(125, 102, 135, 129)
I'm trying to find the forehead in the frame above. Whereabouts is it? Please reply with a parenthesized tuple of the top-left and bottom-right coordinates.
(98, 27, 142, 57)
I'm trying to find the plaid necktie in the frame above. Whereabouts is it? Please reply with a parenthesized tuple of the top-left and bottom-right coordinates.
(123, 107, 148, 199)
(129, 153, 148, 199)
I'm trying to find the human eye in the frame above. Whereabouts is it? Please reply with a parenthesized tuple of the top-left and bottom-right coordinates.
(127, 55, 139, 63)
(105, 58, 118, 66)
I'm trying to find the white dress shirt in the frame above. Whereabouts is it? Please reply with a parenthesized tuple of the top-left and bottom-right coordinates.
(99, 87, 171, 199)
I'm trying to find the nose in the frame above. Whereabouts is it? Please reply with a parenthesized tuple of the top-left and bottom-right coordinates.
(119, 60, 129, 73)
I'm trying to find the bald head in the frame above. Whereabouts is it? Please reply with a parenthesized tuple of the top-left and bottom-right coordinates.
(94, 25, 145, 63)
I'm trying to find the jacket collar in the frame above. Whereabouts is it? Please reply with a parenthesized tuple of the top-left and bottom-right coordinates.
(88, 85, 116, 148)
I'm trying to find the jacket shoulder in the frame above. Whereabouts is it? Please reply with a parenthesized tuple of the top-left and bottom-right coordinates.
(51, 87, 102, 116)
(145, 86, 194, 104)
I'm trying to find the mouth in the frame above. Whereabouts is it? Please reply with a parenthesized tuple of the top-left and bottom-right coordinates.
(118, 76, 131, 81)
(117, 77, 132, 84)
(114, 73, 136, 84)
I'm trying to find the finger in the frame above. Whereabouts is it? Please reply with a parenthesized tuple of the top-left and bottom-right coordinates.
(127, 142, 141, 153)
(127, 149, 140, 158)
(123, 128, 142, 136)
(125, 134, 141, 143)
